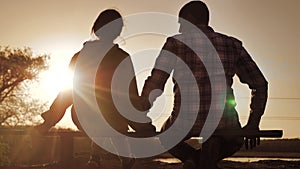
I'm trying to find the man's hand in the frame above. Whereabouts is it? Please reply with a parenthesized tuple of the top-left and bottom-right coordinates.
(161, 115, 173, 132)
(129, 115, 156, 137)
(242, 124, 260, 149)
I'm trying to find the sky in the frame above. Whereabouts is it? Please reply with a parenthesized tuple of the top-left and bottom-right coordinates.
(0, 0, 299, 138)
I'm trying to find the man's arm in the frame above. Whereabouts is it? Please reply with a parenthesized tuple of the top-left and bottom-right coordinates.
(235, 41, 268, 149)
(141, 37, 178, 109)
(235, 41, 268, 128)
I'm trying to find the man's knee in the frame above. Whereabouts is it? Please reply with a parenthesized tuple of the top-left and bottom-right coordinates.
(218, 136, 243, 160)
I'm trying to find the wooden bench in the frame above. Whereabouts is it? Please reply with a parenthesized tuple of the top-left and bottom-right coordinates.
(0, 128, 283, 168)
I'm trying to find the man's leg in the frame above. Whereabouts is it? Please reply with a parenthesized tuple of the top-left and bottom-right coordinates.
(196, 136, 243, 169)
(217, 136, 243, 161)
(159, 116, 197, 168)
(158, 115, 201, 168)
(197, 136, 221, 169)
(163, 139, 198, 169)
(168, 141, 197, 162)
(160, 133, 197, 169)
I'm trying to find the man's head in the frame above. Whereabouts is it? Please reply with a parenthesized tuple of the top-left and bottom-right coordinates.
(179, 1, 209, 26)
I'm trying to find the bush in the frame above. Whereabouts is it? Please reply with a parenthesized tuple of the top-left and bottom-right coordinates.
(0, 137, 10, 168)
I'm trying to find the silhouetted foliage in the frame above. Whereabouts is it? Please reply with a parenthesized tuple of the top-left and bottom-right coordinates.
(0, 136, 9, 167)
(0, 46, 48, 126)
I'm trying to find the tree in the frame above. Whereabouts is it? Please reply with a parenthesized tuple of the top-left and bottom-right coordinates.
(0, 46, 48, 126)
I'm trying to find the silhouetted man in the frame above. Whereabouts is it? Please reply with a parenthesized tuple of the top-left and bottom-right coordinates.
(141, 1, 268, 169)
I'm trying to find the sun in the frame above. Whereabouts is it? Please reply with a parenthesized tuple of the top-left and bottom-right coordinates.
(33, 64, 78, 130)
(39, 64, 74, 100)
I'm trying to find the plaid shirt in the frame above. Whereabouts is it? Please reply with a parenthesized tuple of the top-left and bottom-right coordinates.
(142, 26, 268, 134)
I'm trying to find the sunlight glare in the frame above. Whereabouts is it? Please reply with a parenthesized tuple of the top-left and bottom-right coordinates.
(41, 65, 74, 97)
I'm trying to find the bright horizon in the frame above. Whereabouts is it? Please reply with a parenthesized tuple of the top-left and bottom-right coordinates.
(0, 0, 299, 138)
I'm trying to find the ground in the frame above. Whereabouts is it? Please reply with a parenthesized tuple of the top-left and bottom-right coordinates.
(5, 135, 300, 169)
(8, 156, 300, 169)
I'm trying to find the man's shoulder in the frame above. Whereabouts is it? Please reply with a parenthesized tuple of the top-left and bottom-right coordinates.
(214, 31, 243, 46)
(166, 34, 190, 45)
(169, 32, 195, 40)
(166, 30, 244, 49)
(167, 34, 182, 42)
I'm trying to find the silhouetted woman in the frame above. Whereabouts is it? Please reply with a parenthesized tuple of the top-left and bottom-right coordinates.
(37, 9, 153, 169)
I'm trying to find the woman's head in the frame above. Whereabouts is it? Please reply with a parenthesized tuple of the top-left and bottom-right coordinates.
(92, 9, 123, 40)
